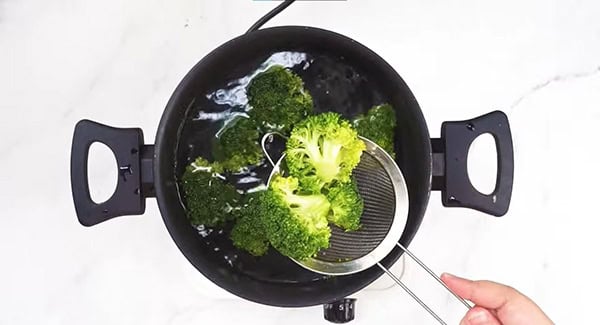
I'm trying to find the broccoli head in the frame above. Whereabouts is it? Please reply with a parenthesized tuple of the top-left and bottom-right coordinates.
(285, 112, 366, 185)
(180, 157, 240, 227)
(218, 117, 263, 172)
(230, 192, 270, 256)
(353, 103, 397, 158)
(325, 178, 363, 231)
(297, 175, 325, 195)
(261, 175, 331, 260)
(247, 65, 313, 132)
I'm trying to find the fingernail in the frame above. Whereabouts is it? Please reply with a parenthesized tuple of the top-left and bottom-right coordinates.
(441, 272, 456, 279)
(442, 272, 469, 281)
(442, 273, 465, 281)
(466, 309, 489, 325)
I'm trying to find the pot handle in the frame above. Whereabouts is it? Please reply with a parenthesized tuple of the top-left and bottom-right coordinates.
(431, 110, 514, 216)
(70, 120, 154, 227)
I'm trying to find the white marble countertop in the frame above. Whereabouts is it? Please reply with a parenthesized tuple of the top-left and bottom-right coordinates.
(2, 0, 600, 324)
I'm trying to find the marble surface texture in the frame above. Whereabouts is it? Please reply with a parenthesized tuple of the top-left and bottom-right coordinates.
(2, 0, 600, 324)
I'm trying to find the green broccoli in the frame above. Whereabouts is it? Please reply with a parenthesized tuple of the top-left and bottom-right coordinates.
(230, 192, 270, 256)
(353, 103, 397, 158)
(247, 65, 313, 132)
(325, 179, 363, 231)
(285, 112, 366, 186)
(296, 175, 325, 195)
(218, 117, 263, 172)
(180, 157, 240, 227)
(261, 175, 331, 260)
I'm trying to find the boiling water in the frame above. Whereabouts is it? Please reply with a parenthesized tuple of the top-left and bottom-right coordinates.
(176, 51, 390, 283)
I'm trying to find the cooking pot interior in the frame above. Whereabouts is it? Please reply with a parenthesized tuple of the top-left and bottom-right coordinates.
(155, 26, 432, 306)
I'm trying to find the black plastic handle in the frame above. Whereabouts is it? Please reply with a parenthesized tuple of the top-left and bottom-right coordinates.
(432, 111, 514, 216)
(71, 120, 153, 226)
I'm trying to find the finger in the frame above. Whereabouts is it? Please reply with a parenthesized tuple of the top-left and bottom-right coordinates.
(459, 306, 502, 325)
(441, 273, 519, 309)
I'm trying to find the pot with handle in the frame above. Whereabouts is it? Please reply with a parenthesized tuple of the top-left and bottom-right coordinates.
(70, 24, 513, 322)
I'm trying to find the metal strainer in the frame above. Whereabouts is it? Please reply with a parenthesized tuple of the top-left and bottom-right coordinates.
(262, 134, 471, 325)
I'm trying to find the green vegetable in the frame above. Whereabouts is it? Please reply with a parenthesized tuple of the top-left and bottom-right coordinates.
(180, 157, 240, 227)
(353, 103, 397, 158)
(247, 65, 313, 132)
(326, 178, 363, 231)
(261, 175, 331, 260)
(285, 112, 366, 186)
(296, 175, 325, 195)
(182, 70, 376, 260)
(230, 193, 270, 256)
(218, 117, 263, 172)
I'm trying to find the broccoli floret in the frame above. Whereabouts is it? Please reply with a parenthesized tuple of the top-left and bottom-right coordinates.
(218, 117, 263, 172)
(180, 157, 240, 227)
(230, 193, 270, 256)
(353, 103, 397, 158)
(297, 176, 325, 195)
(326, 179, 363, 231)
(247, 65, 313, 132)
(285, 112, 366, 185)
(261, 175, 331, 260)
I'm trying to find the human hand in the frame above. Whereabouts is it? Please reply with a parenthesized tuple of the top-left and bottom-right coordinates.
(441, 273, 553, 325)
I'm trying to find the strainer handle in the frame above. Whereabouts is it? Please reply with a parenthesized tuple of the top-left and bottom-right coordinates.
(377, 244, 472, 325)
(377, 262, 448, 325)
(395, 243, 472, 309)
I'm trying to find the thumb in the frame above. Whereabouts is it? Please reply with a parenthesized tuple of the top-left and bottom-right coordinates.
(460, 307, 501, 325)
(441, 273, 516, 309)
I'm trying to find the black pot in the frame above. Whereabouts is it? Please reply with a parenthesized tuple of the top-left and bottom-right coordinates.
(70, 26, 513, 318)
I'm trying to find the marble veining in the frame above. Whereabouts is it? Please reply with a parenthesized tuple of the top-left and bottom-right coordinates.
(508, 65, 600, 111)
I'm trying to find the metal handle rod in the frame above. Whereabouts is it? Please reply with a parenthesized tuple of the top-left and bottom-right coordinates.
(377, 262, 446, 325)
(396, 242, 472, 309)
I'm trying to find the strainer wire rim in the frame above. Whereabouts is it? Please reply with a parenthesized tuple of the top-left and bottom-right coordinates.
(266, 137, 409, 276)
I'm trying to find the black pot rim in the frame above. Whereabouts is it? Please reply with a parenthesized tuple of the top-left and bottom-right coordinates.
(153, 25, 432, 307)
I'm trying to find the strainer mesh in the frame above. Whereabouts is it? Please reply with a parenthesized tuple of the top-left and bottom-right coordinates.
(316, 153, 396, 262)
